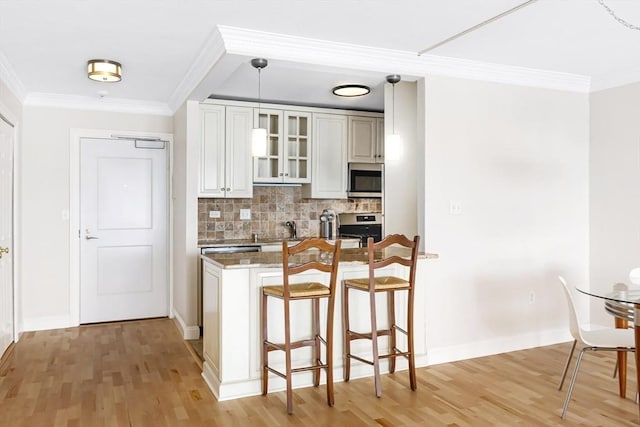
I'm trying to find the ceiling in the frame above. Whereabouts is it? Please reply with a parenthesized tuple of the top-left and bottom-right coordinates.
(2, 0, 640, 114)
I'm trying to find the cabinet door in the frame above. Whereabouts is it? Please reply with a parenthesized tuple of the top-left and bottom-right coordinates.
(253, 108, 283, 183)
(225, 106, 253, 198)
(348, 116, 377, 163)
(376, 117, 385, 163)
(199, 105, 226, 197)
(283, 111, 311, 183)
(305, 113, 347, 199)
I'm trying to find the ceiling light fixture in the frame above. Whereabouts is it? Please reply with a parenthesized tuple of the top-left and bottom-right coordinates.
(386, 74, 402, 162)
(251, 58, 268, 157)
(87, 59, 122, 82)
(332, 84, 370, 97)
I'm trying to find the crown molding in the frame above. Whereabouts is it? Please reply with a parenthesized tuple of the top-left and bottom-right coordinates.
(167, 26, 227, 112)
(0, 49, 26, 101)
(24, 93, 172, 116)
(218, 26, 591, 93)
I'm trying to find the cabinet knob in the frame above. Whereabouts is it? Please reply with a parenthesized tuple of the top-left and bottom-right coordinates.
(226, 188, 231, 191)
(285, 173, 289, 176)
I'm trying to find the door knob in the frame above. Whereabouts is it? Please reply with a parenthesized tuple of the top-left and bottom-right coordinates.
(0, 247, 8, 259)
(85, 229, 99, 240)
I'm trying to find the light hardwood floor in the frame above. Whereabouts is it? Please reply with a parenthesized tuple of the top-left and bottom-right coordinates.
(0, 318, 638, 426)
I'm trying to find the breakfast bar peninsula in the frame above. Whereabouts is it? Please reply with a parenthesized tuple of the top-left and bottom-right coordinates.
(200, 244, 436, 401)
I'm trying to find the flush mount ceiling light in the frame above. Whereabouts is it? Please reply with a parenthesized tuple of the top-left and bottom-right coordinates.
(332, 84, 370, 97)
(87, 59, 122, 82)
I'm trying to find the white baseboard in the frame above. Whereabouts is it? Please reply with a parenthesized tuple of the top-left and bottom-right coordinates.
(22, 315, 75, 332)
(426, 328, 572, 366)
(172, 310, 200, 340)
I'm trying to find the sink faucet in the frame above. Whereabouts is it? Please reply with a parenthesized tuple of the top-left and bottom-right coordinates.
(285, 220, 297, 239)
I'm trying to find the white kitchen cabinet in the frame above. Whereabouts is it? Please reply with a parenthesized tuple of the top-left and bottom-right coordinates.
(348, 116, 384, 163)
(302, 113, 348, 199)
(199, 105, 253, 198)
(253, 109, 311, 184)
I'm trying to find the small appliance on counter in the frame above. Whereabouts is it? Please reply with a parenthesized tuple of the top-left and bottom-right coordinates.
(337, 212, 383, 247)
(319, 209, 335, 239)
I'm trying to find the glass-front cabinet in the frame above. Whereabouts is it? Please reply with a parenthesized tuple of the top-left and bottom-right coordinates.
(253, 109, 311, 184)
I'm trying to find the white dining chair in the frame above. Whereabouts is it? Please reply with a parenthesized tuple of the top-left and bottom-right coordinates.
(557, 276, 635, 419)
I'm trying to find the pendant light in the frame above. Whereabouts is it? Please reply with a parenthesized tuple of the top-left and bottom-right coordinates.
(386, 74, 402, 161)
(251, 58, 268, 157)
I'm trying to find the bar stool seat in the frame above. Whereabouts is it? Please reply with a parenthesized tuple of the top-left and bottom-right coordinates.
(344, 276, 410, 290)
(261, 238, 342, 415)
(342, 234, 420, 398)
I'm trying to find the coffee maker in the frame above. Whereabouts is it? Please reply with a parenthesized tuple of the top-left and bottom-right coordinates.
(319, 209, 335, 239)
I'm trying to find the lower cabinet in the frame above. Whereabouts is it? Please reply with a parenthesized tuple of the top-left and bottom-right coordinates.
(201, 258, 425, 401)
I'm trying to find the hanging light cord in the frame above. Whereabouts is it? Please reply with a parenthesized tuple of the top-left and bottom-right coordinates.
(392, 83, 395, 134)
(598, 0, 640, 31)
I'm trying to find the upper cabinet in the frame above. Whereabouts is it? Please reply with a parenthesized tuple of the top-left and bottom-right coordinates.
(199, 105, 253, 198)
(302, 113, 348, 199)
(348, 116, 384, 163)
(253, 109, 311, 184)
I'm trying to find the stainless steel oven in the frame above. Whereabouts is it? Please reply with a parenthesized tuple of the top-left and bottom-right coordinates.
(347, 163, 382, 198)
(338, 212, 383, 247)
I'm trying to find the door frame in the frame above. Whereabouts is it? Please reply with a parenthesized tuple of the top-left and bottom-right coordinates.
(70, 129, 174, 326)
(0, 101, 18, 345)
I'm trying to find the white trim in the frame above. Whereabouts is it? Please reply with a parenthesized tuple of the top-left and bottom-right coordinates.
(69, 128, 174, 326)
(168, 26, 227, 113)
(173, 310, 200, 340)
(0, 50, 26, 101)
(26, 93, 172, 116)
(426, 328, 572, 366)
(22, 315, 73, 332)
(218, 26, 591, 94)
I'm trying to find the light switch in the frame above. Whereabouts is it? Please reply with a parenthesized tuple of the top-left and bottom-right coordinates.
(209, 210, 221, 218)
(449, 201, 462, 215)
(240, 209, 251, 220)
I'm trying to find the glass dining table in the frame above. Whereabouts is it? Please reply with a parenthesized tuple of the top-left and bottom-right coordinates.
(577, 283, 639, 409)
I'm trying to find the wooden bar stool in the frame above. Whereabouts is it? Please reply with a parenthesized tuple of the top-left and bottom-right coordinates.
(261, 238, 342, 414)
(342, 234, 420, 397)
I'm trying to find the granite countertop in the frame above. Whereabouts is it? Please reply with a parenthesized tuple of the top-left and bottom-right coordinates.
(201, 247, 439, 269)
(198, 237, 360, 248)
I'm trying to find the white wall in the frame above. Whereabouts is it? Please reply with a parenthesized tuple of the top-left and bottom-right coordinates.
(171, 100, 200, 338)
(590, 82, 640, 326)
(20, 106, 172, 330)
(422, 76, 589, 363)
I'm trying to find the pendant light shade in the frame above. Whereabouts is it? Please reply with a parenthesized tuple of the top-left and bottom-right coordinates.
(252, 128, 267, 157)
(87, 59, 122, 82)
(251, 58, 268, 157)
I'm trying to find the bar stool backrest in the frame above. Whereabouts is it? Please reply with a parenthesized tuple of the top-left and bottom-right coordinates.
(366, 234, 420, 288)
(281, 238, 342, 298)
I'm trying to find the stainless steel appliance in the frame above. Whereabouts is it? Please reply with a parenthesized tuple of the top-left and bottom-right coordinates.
(347, 163, 383, 198)
(319, 209, 335, 239)
(201, 245, 261, 254)
(338, 212, 383, 247)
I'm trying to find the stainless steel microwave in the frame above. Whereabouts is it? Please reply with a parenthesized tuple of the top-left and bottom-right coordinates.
(347, 163, 383, 198)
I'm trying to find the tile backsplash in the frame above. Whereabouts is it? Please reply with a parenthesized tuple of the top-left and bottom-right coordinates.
(198, 186, 382, 241)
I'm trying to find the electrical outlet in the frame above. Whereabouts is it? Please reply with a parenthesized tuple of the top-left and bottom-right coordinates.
(209, 210, 221, 218)
(528, 290, 535, 304)
(240, 209, 251, 220)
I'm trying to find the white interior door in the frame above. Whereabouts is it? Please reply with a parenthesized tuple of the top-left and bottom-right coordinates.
(80, 137, 168, 324)
(0, 118, 14, 356)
